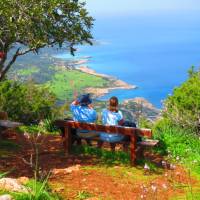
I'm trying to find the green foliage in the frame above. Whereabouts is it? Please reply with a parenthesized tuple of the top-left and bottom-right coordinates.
(163, 68, 200, 133)
(41, 118, 58, 133)
(0, 171, 10, 179)
(75, 191, 93, 200)
(72, 145, 130, 166)
(138, 116, 153, 129)
(153, 119, 200, 173)
(0, 0, 94, 80)
(17, 67, 40, 76)
(8, 179, 61, 200)
(18, 120, 59, 135)
(0, 80, 56, 124)
(0, 139, 20, 151)
(18, 125, 46, 135)
(45, 69, 109, 101)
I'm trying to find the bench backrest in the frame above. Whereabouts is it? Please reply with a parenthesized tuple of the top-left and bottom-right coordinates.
(55, 120, 152, 138)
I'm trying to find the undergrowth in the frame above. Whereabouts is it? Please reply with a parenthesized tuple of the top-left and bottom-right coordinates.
(72, 144, 130, 166)
(153, 121, 200, 175)
(0, 179, 61, 200)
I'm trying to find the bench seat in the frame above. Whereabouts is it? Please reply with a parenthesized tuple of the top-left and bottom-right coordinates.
(55, 120, 157, 165)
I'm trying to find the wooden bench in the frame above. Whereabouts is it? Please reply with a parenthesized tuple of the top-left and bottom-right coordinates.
(55, 119, 158, 165)
(0, 112, 22, 138)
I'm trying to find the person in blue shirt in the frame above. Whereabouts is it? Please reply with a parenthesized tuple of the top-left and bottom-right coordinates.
(70, 94, 97, 123)
(70, 94, 98, 145)
(98, 96, 128, 151)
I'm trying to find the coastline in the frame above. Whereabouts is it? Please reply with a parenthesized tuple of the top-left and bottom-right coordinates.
(76, 65, 137, 98)
(74, 65, 160, 116)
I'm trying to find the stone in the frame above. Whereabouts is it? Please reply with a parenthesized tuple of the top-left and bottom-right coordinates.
(0, 178, 28, 193)
(0, 195, 13, 200)
(52, 164, 81, 175)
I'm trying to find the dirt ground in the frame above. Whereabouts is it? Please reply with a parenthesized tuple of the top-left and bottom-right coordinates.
(0, 131, 199, 200)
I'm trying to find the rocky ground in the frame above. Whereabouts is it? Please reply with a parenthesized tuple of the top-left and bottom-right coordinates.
(0, 131, 199, 199)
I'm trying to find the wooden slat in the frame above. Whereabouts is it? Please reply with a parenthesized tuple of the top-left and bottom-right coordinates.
(0, 120, 22, 128)
(63, 126, 72, 155)
(55, 120, 152, 138)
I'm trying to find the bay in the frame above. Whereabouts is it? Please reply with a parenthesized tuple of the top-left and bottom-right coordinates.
(54, 12, 200, 108)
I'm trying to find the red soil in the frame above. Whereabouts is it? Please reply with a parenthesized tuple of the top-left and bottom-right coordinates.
(0, 131, 199, 200)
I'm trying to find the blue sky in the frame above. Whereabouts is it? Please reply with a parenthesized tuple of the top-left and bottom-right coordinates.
(85, 0, 200, 16)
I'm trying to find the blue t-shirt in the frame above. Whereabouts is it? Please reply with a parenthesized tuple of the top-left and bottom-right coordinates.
(100, 109, 125, 143)
(70, 104, 97, 123)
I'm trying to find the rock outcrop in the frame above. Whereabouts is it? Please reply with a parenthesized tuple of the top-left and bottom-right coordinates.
(0, 178, 28, 193)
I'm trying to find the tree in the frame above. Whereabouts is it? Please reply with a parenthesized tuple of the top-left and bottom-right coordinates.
(0, 0, 94, 81)
(0, 80, 57, 124)
(163, 68, 200, 133)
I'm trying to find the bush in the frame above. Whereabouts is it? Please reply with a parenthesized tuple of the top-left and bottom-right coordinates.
(163, 68, 200, 134)
(153, 119, 200, 173)
(0, 80, 56, 124)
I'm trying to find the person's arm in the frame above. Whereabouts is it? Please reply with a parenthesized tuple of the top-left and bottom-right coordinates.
(87, 104, 93, 109)
(70, 99, 79, 112)
(71, 100, 79, 106)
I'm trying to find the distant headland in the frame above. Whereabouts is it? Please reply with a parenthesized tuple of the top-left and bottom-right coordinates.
(76, 66, 136, 98)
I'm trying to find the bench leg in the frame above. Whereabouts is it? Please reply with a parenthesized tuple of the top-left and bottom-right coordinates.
(97, 141, 103, 148)
(110, 143, 116, 152)
(63, 127, 72, 156)
(130, 135, 137, 166)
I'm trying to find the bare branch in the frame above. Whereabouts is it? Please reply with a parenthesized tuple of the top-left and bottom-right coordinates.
(0, 48, 20, 81)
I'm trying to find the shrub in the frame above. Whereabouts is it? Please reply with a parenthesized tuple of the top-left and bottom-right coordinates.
(0, 80, 56, 124)
(153, 119, 200, 173)
(163, 68, 200, 134)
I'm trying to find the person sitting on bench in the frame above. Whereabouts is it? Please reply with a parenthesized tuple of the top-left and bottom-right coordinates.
(98, 96, 129, 151)
(70, 94, 99, 145)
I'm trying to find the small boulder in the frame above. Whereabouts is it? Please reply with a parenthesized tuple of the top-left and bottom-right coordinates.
(52, 164, 81, 175)
(0, 178, 28, 193)
(0, 194, 13, 200)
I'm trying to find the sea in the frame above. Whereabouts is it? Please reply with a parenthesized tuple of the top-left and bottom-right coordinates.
(53, 12, 200, 108)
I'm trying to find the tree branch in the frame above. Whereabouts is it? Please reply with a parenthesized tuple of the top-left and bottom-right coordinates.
(0, 48, 20, 81)
(0, 40, 60, 81)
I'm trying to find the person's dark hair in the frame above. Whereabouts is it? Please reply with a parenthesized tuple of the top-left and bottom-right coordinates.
(78, 94, 92, 106)
(109, 96, 118, 112)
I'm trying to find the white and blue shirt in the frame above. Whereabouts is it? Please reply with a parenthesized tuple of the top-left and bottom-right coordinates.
(70, 104, 97, 123)
(100, 109, 125, 143)
(102, 109, 123, 125)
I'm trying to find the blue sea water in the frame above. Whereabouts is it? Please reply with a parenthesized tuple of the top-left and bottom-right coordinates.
(54, 12, 200, 108)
